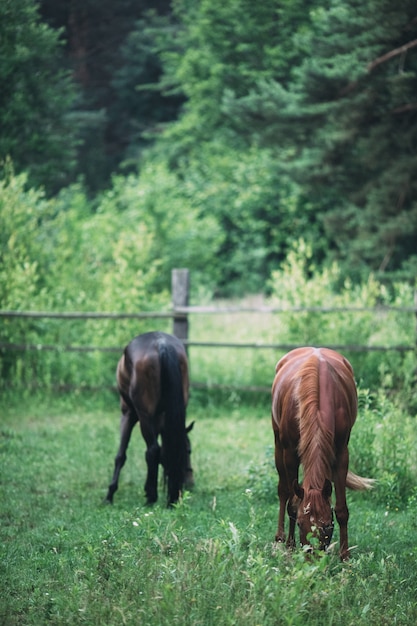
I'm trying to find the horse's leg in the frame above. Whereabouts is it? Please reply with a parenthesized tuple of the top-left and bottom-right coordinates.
(274, 431, 287, 543)
(283, 449, 299, 549)
(106, 405, 137, 503)
(286, 485, 298, 549)
(274, 433, 298, 547)
(140, 422, 160, 504)
(333, 446, 350, 560)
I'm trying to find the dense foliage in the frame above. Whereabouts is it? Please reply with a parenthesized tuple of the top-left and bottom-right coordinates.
(223, 0, 417, 280)
(0, 0, 78, 192)
(1, 1, 416, 350)
(1, 169, 414, 408)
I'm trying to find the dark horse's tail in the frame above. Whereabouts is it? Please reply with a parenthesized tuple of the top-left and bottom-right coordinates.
(159, 341, 187, 505)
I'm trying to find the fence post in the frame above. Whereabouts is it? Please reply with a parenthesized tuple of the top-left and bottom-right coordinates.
(172, 269, 189, 349)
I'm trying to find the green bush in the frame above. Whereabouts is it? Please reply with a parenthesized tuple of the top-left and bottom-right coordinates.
(352, 390, 417, 507)
(1, 172, 415, 398)
(267, 240, 415, 393)
(0, 173, 170, 388)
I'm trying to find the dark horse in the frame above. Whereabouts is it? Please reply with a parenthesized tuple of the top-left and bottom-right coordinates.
(106, 331, 194, 506)
(271, 347, 374, 560)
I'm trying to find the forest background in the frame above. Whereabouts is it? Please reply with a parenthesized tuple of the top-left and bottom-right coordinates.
(1, 0, 417, 393)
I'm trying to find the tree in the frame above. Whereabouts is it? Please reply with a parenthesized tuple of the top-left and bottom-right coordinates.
(110, 14, 185, 170)
(0, 0, 79, 193)
(157, 0, 319, 157)
(223, 0, 417, 280)
(147, 0, 327, 293)
(39, 0, 183, 192)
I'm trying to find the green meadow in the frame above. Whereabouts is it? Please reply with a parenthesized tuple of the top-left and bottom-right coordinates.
(1, 389, 417, 625)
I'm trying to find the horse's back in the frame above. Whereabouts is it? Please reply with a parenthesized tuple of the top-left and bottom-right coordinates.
(126, 331, 185, 362)
(273, 347, 355, 394)
(272, 347, 314, 430)
(118, 332, 189, 415)
(272, 347, 357, 439)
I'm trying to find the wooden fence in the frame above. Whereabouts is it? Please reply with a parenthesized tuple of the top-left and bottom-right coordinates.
(1, 269, 416, 391)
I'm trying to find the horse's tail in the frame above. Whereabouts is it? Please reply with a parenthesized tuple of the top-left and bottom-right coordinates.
(346, 470, 375, 491)
(297, 355, 335, 480)
(159, 341, 187, 504)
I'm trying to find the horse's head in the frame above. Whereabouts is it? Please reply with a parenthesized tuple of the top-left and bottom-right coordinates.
(184, 421, 195, 489)
(293, 479, 334, 552)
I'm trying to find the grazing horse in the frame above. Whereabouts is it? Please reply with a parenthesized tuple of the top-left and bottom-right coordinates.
(106, 331, 194, 506)
(271, 347, 373, 560)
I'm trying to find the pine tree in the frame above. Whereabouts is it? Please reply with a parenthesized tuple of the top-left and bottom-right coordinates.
(224, 0, 417, 280)
(0, 0, 79, 194)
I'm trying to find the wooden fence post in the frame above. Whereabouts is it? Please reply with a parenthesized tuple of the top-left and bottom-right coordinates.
(172, 269, 189, 349)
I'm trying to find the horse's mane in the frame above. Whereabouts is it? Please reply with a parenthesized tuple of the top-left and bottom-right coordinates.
(296, 354, 335, 490)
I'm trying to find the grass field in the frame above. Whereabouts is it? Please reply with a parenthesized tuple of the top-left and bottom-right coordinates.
(1, 391, 417, 625)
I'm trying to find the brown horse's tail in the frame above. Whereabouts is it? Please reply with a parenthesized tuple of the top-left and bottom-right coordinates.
(346, 471, 375, 490)
(159, 341, 187, 505)
(297, 355, 336, 480)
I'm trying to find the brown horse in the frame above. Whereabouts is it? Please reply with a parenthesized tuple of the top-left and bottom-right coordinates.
(271, 347, 373, 560)
(106, 331, 194, 506)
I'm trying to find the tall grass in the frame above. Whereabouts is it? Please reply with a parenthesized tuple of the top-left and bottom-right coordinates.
(1, 393, 417, 625)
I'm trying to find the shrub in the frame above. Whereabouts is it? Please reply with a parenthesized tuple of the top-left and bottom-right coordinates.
(267, 239, 415, 393)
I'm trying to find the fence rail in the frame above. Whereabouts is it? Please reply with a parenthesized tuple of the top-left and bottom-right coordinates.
(1, 307, 415, 354)
(0, 341, 413, 354)
(1, 269, 416, 392)
(0, 311, 416, 354)
(0, 304, 415, 319)
(0, 310, 180, 320)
